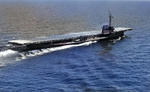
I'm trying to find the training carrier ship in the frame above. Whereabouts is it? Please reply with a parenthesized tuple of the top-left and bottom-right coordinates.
(6, 12, 132, 52)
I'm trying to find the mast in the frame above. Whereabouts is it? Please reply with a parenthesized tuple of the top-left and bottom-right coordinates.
(109, 11, 113, 27)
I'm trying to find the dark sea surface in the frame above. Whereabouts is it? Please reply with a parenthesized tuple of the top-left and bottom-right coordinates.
(0, 0, 150, 92)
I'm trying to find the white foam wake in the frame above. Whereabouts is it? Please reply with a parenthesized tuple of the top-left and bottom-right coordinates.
(0, 50, 18, 57)
(0, 41, 97, 63)
(17, 41, 97, 61)
(111, 37, 122, 43)
(0, 49, 19, 66)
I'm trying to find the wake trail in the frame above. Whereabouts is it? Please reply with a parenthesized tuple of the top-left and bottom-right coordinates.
(17, 41, 97, 61)
(0, 41, 97, 66)
(0, 49, 19, 67)
(0, 49, 18, 57)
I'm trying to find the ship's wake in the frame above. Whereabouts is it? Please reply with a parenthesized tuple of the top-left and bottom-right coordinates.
(0, 50, 19, 67)
(0, 41, 96, 66)
(17, 41, 96, 61)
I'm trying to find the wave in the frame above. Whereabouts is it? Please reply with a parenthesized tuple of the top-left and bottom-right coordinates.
(17, 41, 97, 61)
(0, 41, 96, 66)
(0, 49, 18, 57)
(0, 50, 19, 67)
(109, 36, 122, 44)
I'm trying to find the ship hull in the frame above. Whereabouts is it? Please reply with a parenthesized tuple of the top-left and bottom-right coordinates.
(10, 31, 125, 52)
(102, 31, 124, 39)
(6, 27, 132, 52)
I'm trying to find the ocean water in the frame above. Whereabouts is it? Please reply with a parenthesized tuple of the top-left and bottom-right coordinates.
(0, 1, 150, 92)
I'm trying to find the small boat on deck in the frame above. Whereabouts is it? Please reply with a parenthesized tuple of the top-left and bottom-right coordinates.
(5, 12, 132, 52)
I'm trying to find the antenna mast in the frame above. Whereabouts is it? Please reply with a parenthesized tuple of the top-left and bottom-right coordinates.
(109, 11, 113, 27)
